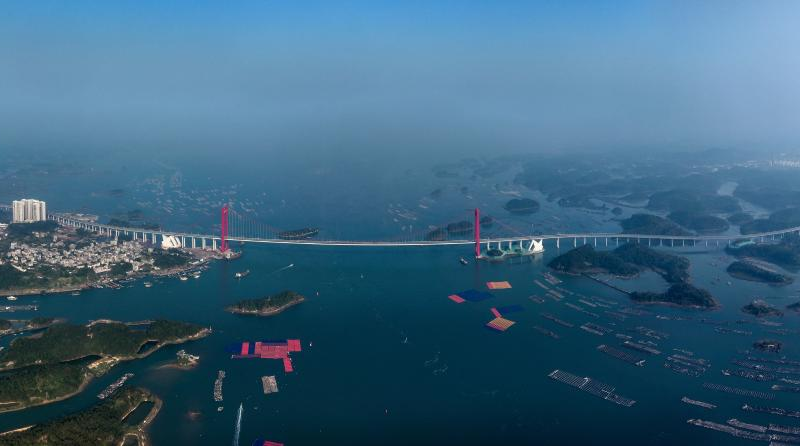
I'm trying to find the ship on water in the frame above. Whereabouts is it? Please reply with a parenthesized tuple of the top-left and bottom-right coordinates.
(277, 227, 319, 240)
(235, 269, 250, 279)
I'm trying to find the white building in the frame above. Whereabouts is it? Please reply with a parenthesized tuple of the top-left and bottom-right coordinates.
(12, 199, 47, 223)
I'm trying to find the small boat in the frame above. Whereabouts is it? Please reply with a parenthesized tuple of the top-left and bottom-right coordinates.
(193, 273, 201, 279)
(144, 282, 153, 288)
(6, 296, 17, 301)
(71, 291, 80, 296)
(459, 257, 469, 265)
(179, 276, 188, 281)
(234, 270, 250, 279)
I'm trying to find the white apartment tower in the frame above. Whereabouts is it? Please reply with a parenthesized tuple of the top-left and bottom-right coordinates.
(12, 199, 47, 223)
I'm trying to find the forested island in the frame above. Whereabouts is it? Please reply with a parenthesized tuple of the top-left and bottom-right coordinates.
(726, 261, 793, 285)
(667, 210, 729, 233)
(0, 320, 209, 413)
(226, 290, 305, 316)
(629, 283, 718, 309)
(741, 300, 783, 318)
(503, 198, 540, 215)
(619, 214, 691, 236)
(725, 235, 800, 268)
(548, 243, 689, 283)
(0, 387, 161, 445)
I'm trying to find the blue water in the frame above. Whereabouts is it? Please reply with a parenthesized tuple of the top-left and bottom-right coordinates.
(1, 157, 799, 445)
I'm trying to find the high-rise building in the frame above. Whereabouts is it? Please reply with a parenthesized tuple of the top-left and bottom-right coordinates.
(12, 199, 47, 223)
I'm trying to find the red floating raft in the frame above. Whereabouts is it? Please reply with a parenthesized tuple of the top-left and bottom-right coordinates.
(230, 339, 302, 372)
(487, 281, 512, 290)
(448, 294, 466, 304)
(486, 317, 516, 332)
(490, 307, 502, 318)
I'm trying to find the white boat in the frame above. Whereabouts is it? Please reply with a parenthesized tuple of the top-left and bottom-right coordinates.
(6, 296, 17, 301)
(179, 276, 188, 281)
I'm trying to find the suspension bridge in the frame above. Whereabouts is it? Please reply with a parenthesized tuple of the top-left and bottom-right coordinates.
(49, 205, 800, 259)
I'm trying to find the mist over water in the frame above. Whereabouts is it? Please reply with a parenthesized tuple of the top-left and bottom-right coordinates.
(2, 1, 800, 160)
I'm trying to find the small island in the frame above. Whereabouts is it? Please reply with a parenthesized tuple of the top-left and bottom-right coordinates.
(629, 283, 718, 309)
(227, 290, 305, 317)
(741, 299, 783, 318)
(445, 220, 473, 235)
(548, 243, 689, 284)
(503, 198, 540, 215)
(0, 387, 162, 445)
(726, 261, 793, 286)
(788, 302, 800, 314)
(159, 349, 200, 370)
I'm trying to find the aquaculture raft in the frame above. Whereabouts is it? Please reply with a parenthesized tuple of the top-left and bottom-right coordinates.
(548, 369, 636, 407)
(229, 340, 302, 373)
(261, 376, 279, 394)
(487, 281, 512, 290)
(448, 289, 494, 302)
(486, 317, 515, 332)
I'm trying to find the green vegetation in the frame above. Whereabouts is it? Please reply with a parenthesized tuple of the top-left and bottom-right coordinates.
(613, 243, 690, 283)
(647, 189, 741, 214)
(741, 208, 800, 234)
(150, 249, 190, 269)
(227, 290, 305, 316)
(0, 387, 157, 446)
(741, 300, 783, 317)
(0, 320, 205, 369)
(557, 194, 607, 211)
(667, 211, 729, 234)
(727, 212, 753, 226)
(620, 214, 691, 236)
(0, 263, 93, 293)
(0, 320, 11, 331)
(0, 363, 87, 411)
(445, 220, 473, 235)
(630, 283, 717, 308)
(548, 245, 639, 277)
(109, 262, 133, 276)
(726, 261, 793, 285)
(548, 244, 690, 284)
(726, 235, 800, 268)
(503, 198, 540, 215)
(6, 221, 59, 239)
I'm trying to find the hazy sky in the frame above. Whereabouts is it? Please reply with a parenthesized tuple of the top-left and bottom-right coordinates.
(1, 1, 799, 157)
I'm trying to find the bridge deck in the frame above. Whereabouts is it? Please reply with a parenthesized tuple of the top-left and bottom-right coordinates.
(51, 215, 800, 247)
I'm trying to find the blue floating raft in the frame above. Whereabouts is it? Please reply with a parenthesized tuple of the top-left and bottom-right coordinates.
(496, 304, 524, 314)
(454, 289, 494, 302)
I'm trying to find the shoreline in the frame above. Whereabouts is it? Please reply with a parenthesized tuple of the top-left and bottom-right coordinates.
(0, 328, 210, 413)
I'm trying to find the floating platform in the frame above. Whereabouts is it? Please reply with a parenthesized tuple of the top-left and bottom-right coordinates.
(447, 295, 466, 304)
(261, 376, 278, 394)
(449, 289, 493, 303)
(252, 439, 284, 446)
(681, 397, 716, 409)
(703, 382, 774, 400)
(743, 404, 800, 418)
(228, 340, 302, 373)
(548, 369, 636, 407)
(487, 281, 512, 290)
(490, 308, 502, 318)
(486, 317, 515, 332)
(597, 344, 645, 366)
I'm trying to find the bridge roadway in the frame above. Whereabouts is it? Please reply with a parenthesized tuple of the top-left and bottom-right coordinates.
(50, 214, 800, 249)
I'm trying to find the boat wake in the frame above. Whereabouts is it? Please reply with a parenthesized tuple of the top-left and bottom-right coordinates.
(232, 402, 243, 446)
